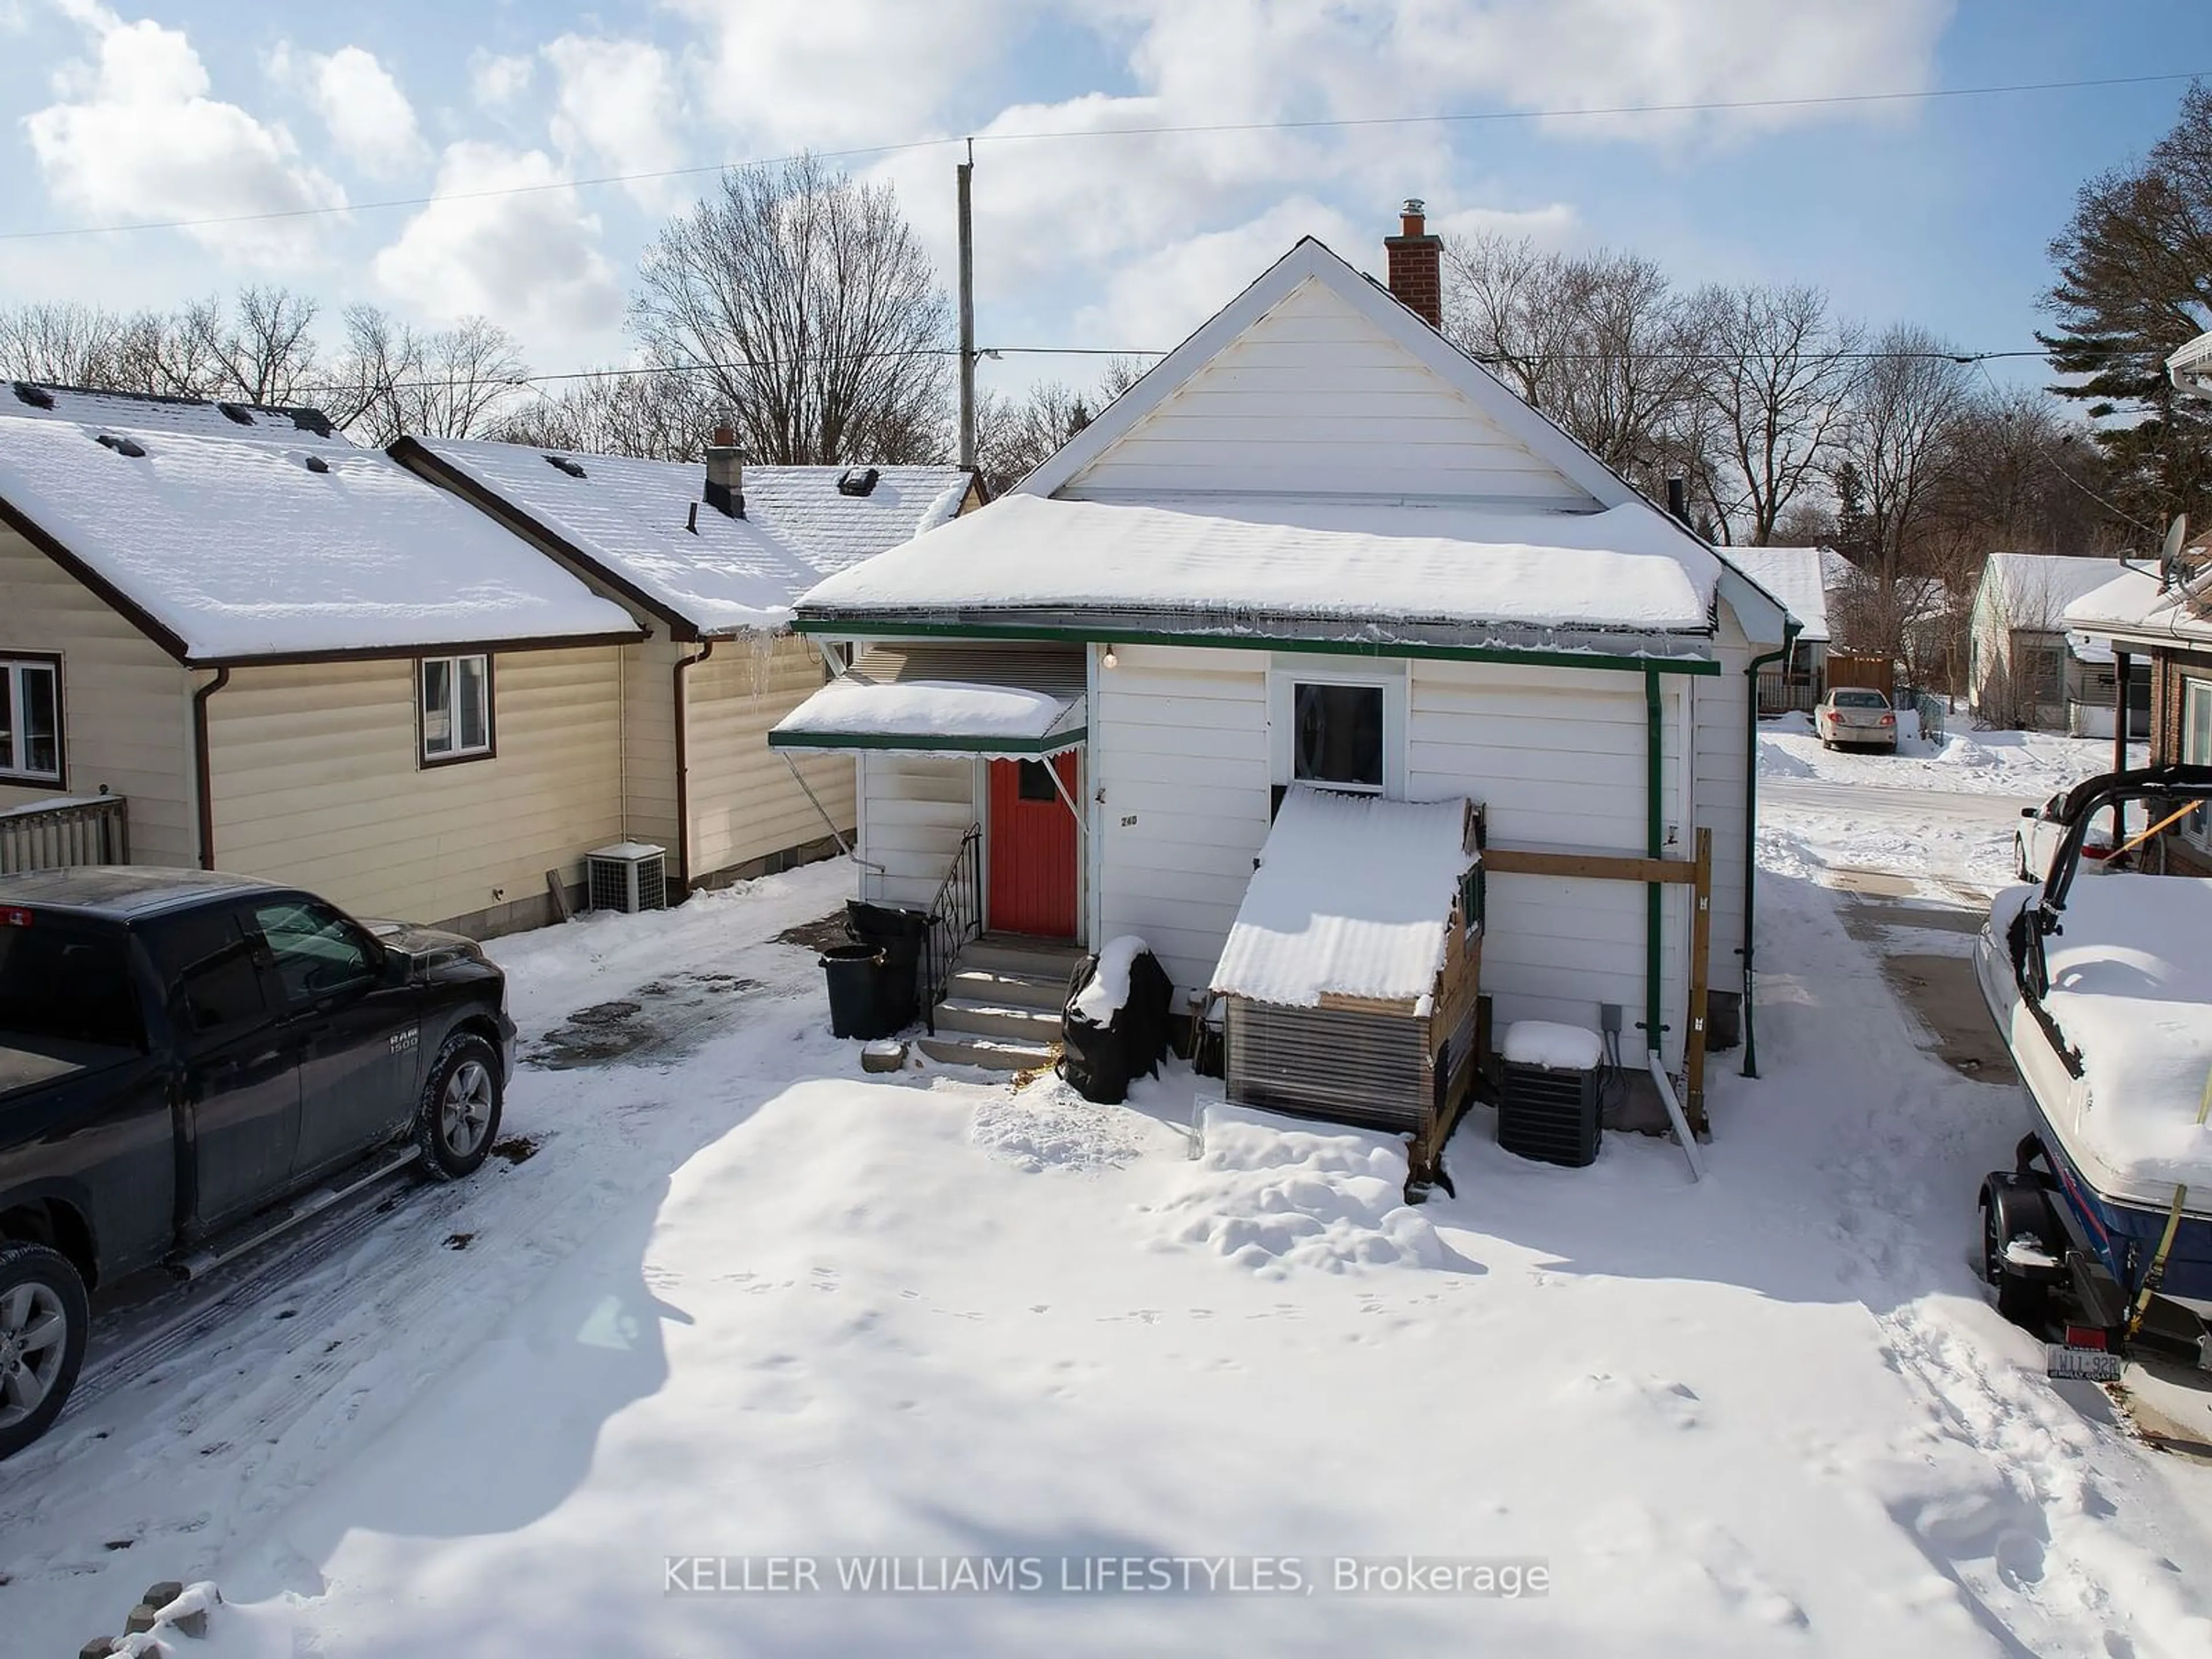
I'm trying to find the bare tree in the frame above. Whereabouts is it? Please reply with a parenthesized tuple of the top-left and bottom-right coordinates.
(187, 287, 323, 406)
(1834, 324, 1975, 597)
(974, 380, 1090, 497)
(0, 303, 130, 387)
(1692, 283, 1861, 545)
(493, 369, 712, 461)
(331, 308, 529, 445)
(629, 153, 952, 465)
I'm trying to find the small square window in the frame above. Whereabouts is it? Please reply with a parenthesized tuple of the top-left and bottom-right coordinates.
(1292, 681, 1383, 791)
(421, 654, 493, 765)
(0, 656, 62, 784)
(1016, 759, 1059, 801)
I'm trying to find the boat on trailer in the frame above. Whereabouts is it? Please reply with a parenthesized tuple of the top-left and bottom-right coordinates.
(1973, 764, 2212, 1379)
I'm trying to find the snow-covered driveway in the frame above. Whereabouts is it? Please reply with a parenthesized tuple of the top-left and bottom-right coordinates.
(2, 725, 2207, 1658)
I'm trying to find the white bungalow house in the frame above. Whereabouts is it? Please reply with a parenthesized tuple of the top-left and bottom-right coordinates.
(1969, 551, 2150, 736)
(0, 383, 644, 935)
(770, 215, 1791, 1109)
(1726, 545, 1848, 711)
(391, 434, 978, 892)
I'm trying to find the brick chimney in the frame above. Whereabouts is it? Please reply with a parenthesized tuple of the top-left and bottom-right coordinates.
(704, 423, 744, 518)
(1384, 198, 1443, 331)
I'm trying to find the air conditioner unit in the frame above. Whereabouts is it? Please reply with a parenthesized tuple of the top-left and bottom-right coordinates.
(587, 842, 667, 914)
(1497, 1055, 1602, 1168)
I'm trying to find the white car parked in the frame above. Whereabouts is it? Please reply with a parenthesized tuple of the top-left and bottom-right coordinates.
(2014, 790, 2120, 882)
(1815, 687, 1897, 752)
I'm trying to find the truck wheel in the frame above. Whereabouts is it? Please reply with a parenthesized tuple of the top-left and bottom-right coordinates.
(0, 1241, 89, 1460)
(414, 1031, 503, 1183)
(1982, 1176, 2054, 1330)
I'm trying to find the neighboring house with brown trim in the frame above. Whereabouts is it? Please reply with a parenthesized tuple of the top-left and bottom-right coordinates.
(0, 383, 644, 935)
(2066, 561, 2212, 876)
(390, 432, 979, 892)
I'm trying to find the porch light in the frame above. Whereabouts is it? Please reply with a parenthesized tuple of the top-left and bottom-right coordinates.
(1101, 644, 1119, 668)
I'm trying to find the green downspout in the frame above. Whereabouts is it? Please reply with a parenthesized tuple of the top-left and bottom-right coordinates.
(1645, 667, 1664, 1059)
(1740, 622, 1801, 1078)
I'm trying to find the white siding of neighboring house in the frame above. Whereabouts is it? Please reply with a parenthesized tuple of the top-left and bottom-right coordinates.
(856, 753, 978, 912)
(1062, 278, 1599, 507)
(0, 527, 195, 865)
(684, 632, 855, 882)
(1091, 643, 1272, 994)
(1086, 641, 1697, 1069)
(1695, 600, 1755, 996)
(206, 646, 626, 931)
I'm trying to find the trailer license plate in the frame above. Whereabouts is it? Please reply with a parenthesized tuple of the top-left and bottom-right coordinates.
(2046, 1343, 2125, 1383)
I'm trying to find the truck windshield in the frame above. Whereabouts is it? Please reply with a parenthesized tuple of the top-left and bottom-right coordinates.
(0, 920, 143, 1051)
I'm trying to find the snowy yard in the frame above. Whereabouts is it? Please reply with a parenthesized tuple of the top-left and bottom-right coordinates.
(3, 731, 2209, 1657)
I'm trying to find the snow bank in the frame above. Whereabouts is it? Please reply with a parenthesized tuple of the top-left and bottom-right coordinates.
(1211, 789, 1475, 1013)
(1153, 1101, 1443, 1276)
(1502, 1020, 1605, 1070)
(1071, 934, 1147, 1024)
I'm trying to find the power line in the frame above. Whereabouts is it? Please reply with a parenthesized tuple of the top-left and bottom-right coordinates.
(1, 69, 2201, 244)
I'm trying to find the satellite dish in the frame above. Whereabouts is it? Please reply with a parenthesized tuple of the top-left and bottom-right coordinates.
(2160, 514, 2190, 588)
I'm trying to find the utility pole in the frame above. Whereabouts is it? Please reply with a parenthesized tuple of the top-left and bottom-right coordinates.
(957, 139, 977, 474)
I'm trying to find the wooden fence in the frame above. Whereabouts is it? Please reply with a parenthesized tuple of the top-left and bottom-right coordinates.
(0, 795, 130, 874)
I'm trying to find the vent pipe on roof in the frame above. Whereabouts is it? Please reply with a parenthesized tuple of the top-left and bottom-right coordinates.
(1666, 476, 1691, 527)
(1384, 198, 1443, 331)
(705, 424, 745, 518)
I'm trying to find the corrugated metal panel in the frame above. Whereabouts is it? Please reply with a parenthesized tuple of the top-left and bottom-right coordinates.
(854, 643, 1085, 699)
(1225, 999, 1433, 1134)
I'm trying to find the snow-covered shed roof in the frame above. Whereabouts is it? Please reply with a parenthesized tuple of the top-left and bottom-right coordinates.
(793, 236, 1786, 662)
(1718, 546, 1836, 642)
(0, 410, 640, 665)
(800, 494, 1724, 654)
(1212, 788, 1479, 1014)
(769, 643, 1086, 757)
(2065, 563, 2212, 649)
(5, 381, 343, 444)
(398, 436, 974, 638)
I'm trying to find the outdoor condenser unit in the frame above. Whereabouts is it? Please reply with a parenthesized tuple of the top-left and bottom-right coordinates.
(1497, 1057, 1603, 1168)
(586, 842, 668, 914)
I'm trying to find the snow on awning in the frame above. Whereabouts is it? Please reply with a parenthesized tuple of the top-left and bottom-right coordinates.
(769, 643, 1086, 757)
(1211, 788, 1480, 1016)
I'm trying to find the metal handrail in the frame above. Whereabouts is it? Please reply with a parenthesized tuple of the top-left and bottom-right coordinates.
(920, 824, 983, 1035)
(0, 794, 129, 874)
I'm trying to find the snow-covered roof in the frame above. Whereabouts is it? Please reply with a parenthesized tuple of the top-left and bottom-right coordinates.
(768, 643, 1086, 757)
(1720, 546, 1835, 642)
(1211, 788, 1478, 1014)
(403, 436, 973, 637)
(798, 494, 1724, 647)
(0, 411, 639, 664)
(2065, 563, 2212, 649)
(5, 381, 342, 444)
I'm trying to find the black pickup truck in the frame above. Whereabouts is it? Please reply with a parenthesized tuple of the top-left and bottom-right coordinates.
(0, 867, 514, 1458)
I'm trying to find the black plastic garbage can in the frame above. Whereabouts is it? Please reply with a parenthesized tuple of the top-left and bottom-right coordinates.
(820, 943, 893, 1040)
(844, 901, 930, 1030)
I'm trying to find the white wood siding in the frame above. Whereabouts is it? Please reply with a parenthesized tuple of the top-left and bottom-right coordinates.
(1093, 643, 1271, 993)
(206, 647, 626, 927)
(685, 632, 854, 880)
(1065, 279, 1597, 506)
(857, 753, 978, 911)
(0, 527, 194, 863)
(1695, 601, 1755, 996)
(1408, 660, 1691, 1069)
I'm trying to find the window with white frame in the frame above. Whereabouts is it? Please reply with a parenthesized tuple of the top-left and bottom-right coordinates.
(1268, 661, 1405, 802)
(2186, 677, 2211, 852)
(0, 656, 62, 784)
(419, 654, 492, 764)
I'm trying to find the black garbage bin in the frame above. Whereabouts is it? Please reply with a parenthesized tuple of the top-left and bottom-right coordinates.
(820, 943, 894, 1040)
(844, 901, 930, 1030)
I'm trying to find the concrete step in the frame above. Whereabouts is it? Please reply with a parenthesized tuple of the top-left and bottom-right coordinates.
(934, 997, 1063, 1044)
(946, 965, 1067, 1014)
(959, 935, 1087, 979)
(918, 1033, 1059, 1072)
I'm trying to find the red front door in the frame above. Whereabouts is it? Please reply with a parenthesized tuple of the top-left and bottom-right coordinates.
(987, 755, 1080, 938)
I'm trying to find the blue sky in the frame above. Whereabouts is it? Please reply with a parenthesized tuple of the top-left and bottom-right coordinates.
(1, 1, 2208, 406)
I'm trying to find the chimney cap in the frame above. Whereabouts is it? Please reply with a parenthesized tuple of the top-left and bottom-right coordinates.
(710, 423, 736, 449)
(1403, 197, 1426, 217)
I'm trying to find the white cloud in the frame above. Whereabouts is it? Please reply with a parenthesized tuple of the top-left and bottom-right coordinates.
(25, 2, 344, 266)
(1075, 197, 1363, 349)
(1430, 203, 1580, 246)
(373, 141, 623, 353)
(543, 35, 684, 203)
(669, 0, 1006, 145)
(469, 50, 534, 107)
(269, 41, 428, 178)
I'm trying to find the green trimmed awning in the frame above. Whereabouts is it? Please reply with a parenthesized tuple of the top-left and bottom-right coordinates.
(768, 643, 1087, 758)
